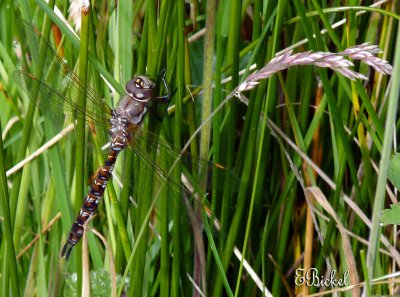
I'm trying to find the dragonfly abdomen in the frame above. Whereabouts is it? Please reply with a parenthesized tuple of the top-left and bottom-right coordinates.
(61, 137, 126, 260)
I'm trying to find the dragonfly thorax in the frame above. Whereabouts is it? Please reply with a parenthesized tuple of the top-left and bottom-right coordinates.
(114, 95, 148, 125)
(108, 95, 149, 151)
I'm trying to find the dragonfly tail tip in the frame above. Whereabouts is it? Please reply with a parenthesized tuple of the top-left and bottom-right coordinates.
(61, 242, 73, 260)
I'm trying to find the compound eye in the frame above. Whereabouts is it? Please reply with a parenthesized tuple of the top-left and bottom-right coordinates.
(135, 78, 144, 88)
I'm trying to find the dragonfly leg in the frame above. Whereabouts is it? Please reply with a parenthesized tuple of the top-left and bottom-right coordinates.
(152, 69, 173, 102)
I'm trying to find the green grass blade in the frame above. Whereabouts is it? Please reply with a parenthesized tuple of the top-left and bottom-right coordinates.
(0, 121, 20, 297)
(366, 17, 400, 283)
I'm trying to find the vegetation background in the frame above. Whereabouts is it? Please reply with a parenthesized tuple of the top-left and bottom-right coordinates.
(0, 0, 399, 296)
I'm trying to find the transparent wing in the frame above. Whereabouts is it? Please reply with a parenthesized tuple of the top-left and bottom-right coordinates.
(126, 127, 237, 233)
(13, 71, 112, 128)
(13, 21, 112, 129)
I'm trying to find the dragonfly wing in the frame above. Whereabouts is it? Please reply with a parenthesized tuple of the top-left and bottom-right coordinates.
(14, 22, 112, 129)
(13, 70, 111, 127)
(124, 128, 237, 234)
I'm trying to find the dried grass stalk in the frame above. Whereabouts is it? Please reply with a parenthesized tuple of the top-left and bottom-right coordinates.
(233, 43, 392, 98)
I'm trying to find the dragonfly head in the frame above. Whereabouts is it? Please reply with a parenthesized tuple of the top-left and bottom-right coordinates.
(125, 76, 156, 103)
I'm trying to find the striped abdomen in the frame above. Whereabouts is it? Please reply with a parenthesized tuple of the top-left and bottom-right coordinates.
(61, 140, 125, 260)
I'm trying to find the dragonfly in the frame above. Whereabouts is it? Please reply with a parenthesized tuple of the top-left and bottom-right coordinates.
(14, 23, 222, 260)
